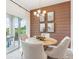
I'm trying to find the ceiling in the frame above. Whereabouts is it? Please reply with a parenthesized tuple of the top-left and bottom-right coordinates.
(12, 0, 70, 11)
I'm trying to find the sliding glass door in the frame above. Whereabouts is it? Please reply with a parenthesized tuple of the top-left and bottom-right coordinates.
(6, 14, 26, 53)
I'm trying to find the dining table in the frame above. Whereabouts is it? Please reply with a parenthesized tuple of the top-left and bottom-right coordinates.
(38, 37, 58, 50)
(25, 37, 58, 50)
(39, 37, 57, 46)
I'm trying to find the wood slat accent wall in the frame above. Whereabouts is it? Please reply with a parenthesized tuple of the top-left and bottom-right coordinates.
(30, 1, 71, 43)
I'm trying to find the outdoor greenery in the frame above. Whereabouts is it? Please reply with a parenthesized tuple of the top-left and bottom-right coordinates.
(14, 26, 26, 40)
(6, 14, 27, 49)
(19, 26, 26, 35)
(14, 28, 18, 40)
(6, 28, 9, 36)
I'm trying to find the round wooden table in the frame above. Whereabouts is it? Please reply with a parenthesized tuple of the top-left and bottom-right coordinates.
(39, 37, 57, 50)
(25, 37, 57, 50)
(39, 37, 57, 46)
(25, 37, 57, 46)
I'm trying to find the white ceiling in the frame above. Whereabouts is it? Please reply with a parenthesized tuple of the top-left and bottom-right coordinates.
(12, 0, 70, 11)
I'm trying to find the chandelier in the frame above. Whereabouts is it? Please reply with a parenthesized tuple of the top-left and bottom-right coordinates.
(33, 10, 46, 17)
(33, 0, 46, 17)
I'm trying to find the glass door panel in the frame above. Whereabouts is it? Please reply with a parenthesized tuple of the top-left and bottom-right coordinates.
(6, 14, 25, 53)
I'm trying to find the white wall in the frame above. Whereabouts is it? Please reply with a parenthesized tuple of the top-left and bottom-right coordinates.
(6, 0, 30, 37)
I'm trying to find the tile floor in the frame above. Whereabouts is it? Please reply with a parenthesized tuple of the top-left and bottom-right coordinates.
(7, 49, 21, 59)
(6, 49, 73, 59)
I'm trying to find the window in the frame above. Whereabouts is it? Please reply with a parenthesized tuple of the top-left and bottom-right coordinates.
(6, 14, 27, 53)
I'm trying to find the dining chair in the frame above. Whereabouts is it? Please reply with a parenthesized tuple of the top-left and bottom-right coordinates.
(41, 33, 50, 38)
(21, 41, 47, 59)
(19, 35, 29, 56)
(64, 48, 73, 59)
(45, 36, 71, 59)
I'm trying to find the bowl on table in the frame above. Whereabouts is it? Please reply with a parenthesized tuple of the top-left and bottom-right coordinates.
(36, 36, 46, 41)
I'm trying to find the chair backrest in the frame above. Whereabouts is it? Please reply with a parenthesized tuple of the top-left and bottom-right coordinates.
(21, 41, 47, 59)
(41, 33, 50, 38)
(50, 36, 70, 58)
(20, 35, 28, 41)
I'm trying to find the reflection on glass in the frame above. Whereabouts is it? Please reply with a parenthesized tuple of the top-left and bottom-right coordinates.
(40, 23, 45, 32)
(47, 23, 54, 32)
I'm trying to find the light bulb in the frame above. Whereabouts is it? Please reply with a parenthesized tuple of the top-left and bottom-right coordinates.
(34, 12, 37, 15)
(37, 14, 40, 17)
(43, 10, 46, 14)
(37, 9, 41, 14)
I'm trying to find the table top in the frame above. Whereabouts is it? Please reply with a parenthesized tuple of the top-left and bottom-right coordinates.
(39, 37, 57, 45)
(25, 37, 57, 46)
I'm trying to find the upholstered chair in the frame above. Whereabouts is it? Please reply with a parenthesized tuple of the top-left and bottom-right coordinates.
(45, 36, 71, 59)
(19, 35, 29, 56)
(21, 41, 47, 59)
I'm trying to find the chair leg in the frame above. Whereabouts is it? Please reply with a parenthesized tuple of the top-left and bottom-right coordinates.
(47, 56, 58, 59)
(58, 58, 64, 59)
(21, 52, 23, 59)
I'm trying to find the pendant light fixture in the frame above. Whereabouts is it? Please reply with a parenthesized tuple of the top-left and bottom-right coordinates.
(33, 0, 46, 17)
